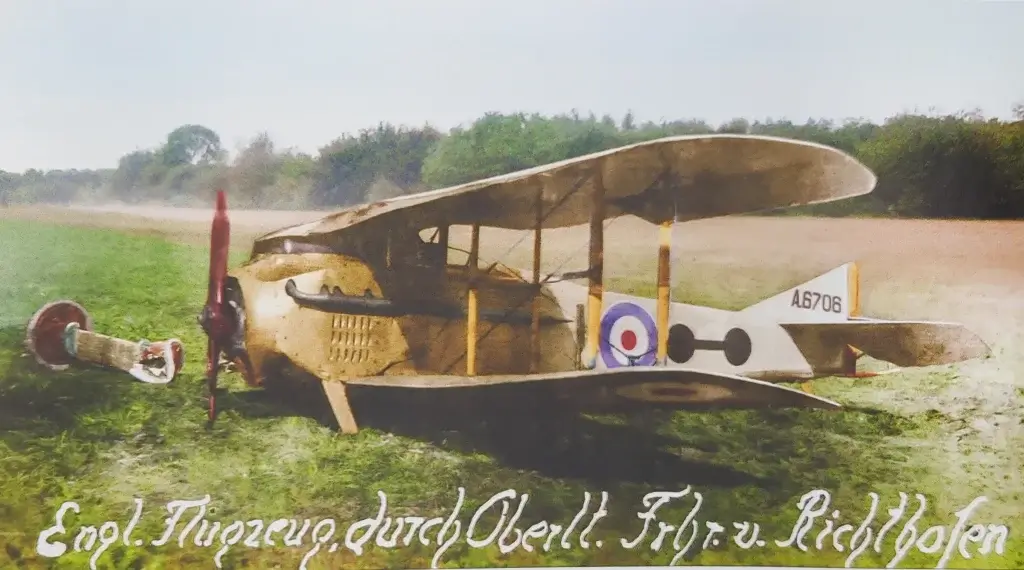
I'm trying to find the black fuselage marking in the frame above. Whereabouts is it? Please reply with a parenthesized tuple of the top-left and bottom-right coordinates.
(693, 338, 726, 350)
(668, 324, 752, 366)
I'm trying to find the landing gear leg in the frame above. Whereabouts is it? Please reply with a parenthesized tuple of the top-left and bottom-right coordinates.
(322, 381, 359, 434)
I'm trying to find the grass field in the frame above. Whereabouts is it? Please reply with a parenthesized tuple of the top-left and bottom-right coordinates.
(0, 206, 1021, 569)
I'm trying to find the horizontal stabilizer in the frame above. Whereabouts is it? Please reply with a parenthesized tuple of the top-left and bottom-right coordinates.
(780, 320, 991, 367)
(347, 367, 841, 412)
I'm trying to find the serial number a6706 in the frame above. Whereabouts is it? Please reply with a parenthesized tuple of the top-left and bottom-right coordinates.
(790, 289, 843, 313)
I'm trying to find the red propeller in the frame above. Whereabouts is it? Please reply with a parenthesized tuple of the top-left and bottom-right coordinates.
(199, 190, 232, 423)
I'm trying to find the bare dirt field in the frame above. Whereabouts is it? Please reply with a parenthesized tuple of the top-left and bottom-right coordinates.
(3, 204, 1023, 526)
(7, 203, 1021, 313)
(4, 203, 1021, 343)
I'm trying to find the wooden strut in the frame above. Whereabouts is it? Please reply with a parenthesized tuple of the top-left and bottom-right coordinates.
(584, 166, 605, 369)
(466, 223, 481, 375)
(574, 304, 586, 370)
(323, 381, 359, 435)
(438, 224, 450, 264)
(656, 219, 672, 364)
(530, 187, 543, 373)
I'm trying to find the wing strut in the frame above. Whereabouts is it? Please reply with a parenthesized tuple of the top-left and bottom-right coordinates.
(656, 218, 672, 364)
(530, 187, 543, 373)
(438, 224, 450, 262)
(584, 164, 606, 369)
(466, 223, 481, 375)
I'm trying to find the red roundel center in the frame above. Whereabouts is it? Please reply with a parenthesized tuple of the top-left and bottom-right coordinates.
(620, 330, 638, 351)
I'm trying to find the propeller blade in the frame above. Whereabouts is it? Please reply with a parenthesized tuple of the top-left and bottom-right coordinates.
(208, 190, 230, 309)
(207, 338, 220, 422)
(201, 190, 231, 424)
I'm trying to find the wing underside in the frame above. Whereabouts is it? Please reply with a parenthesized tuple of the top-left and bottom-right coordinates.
(345, 367, 841, 413)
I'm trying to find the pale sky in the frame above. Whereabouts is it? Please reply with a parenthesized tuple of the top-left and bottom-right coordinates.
(1, 0, 1022, 172)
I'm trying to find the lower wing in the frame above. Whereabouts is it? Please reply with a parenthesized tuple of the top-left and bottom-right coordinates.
(346, 367, 841, 413)
(781, 319, 991, 368)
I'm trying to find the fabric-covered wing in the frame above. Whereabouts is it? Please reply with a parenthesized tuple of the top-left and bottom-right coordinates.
(345, 367, 841, 413)
(254, 134, 876, 250)
(781, 320, 992, 367)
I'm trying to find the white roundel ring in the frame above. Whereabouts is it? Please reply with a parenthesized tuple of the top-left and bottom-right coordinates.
(599, 302, 658, 368)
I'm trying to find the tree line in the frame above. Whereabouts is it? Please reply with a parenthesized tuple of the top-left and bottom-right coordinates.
(2, 105, 1023, 218)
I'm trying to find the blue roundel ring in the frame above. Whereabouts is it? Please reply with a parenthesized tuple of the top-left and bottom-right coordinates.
(599, 302, 658, 368)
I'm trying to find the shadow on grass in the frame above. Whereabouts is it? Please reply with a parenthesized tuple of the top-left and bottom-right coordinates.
(222, 370, 777, 490)
(0, 327, 140, 439)
(216, 366, 937, 514)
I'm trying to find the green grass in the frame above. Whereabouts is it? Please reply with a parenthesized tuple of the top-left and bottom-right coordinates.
(0, 219, 1020, 569)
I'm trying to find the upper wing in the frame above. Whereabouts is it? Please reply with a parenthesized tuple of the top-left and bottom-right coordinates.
(780, 320, 992, 367)
(346, 367, 841, 413)
(253, 134, 876, 251)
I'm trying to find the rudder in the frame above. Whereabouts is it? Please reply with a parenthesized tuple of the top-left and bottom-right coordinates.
(741, 262, 860, 323)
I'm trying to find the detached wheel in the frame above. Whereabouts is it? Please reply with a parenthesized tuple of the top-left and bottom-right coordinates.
(25, 300, 93, 371)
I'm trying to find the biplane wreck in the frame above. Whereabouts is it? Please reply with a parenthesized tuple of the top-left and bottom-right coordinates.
(194, 134, 990, 433)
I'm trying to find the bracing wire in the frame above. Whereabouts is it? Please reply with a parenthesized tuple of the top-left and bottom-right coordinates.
(440, 214, 625, 374)
(435, 163, 678, 374)
(420, 169, 597, 362)
(443, 166, 680, 372)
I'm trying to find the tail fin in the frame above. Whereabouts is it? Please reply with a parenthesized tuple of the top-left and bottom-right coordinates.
(741, 262, 860, 323)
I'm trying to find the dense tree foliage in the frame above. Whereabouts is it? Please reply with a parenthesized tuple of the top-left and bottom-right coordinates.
(2, 107, 1023, 218)
(311, 123, 443, 207)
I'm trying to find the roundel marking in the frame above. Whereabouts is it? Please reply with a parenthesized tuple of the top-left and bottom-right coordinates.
(723, 328, 752, 366)
(599, 302, 658, 368)
(667, 324, 696, 364)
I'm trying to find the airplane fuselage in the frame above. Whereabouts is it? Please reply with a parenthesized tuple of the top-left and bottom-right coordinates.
(227, 250, 843, 388)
